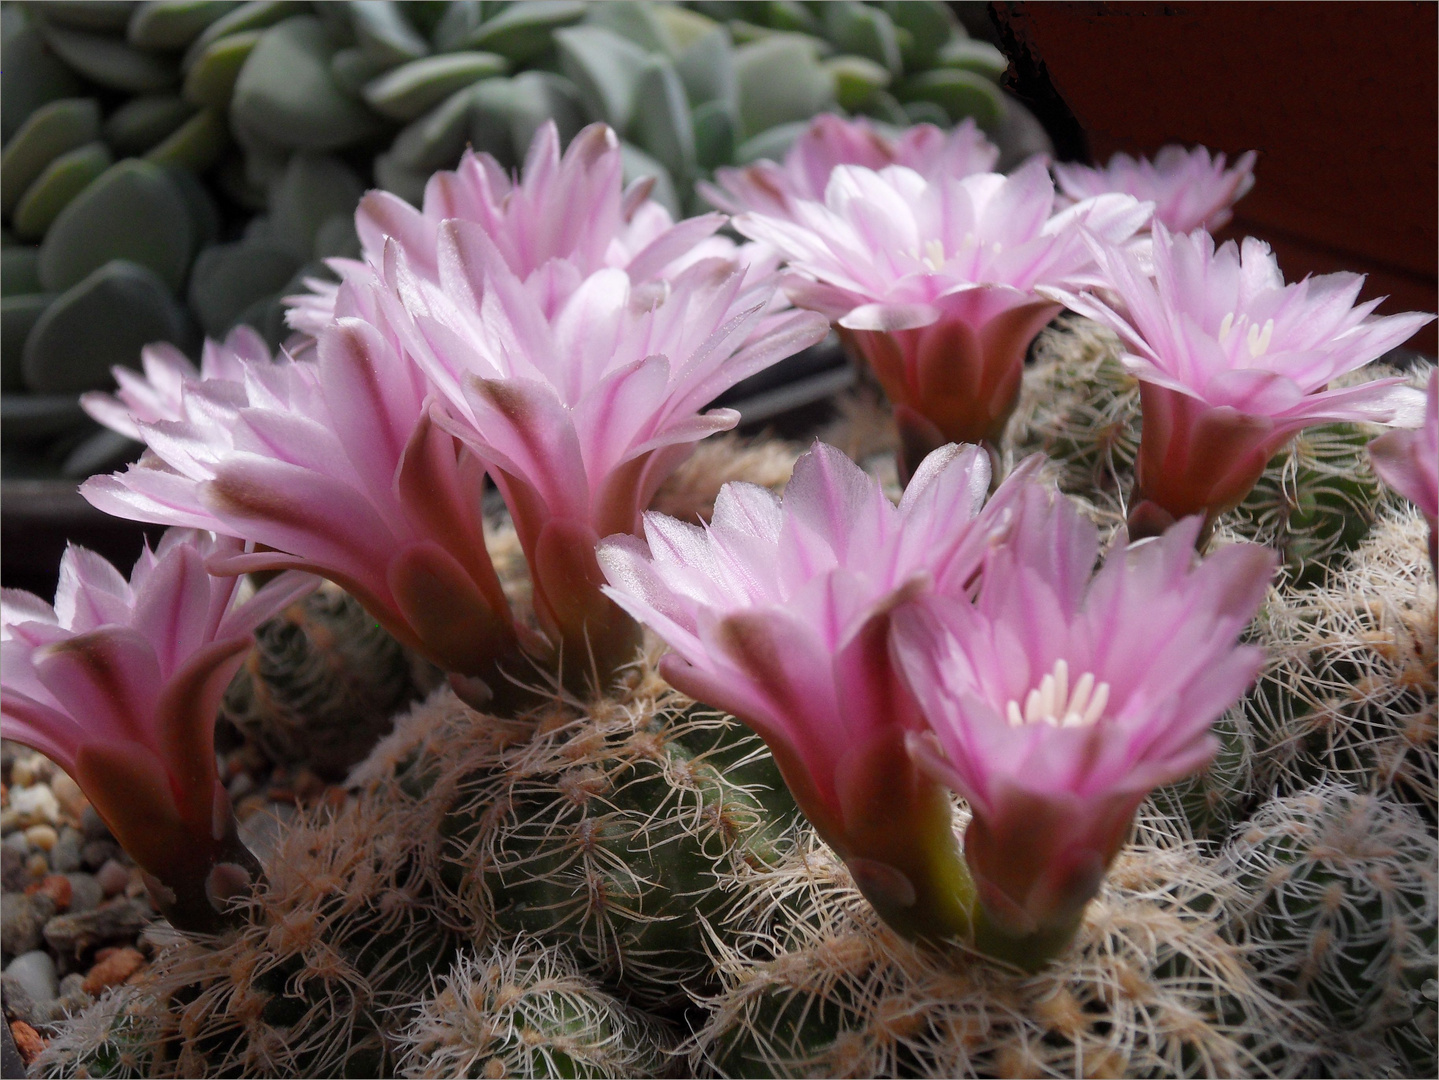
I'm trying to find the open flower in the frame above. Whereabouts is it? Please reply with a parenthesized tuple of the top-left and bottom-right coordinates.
(1369, 371, 1438, 568)
(79, 325, 269, 440)
(734, 158, 1151, 478)
(1054, 144, 1257, 234)
(703, 114, 999, 218)
(80, 326, 525, 703)
(285, 121, 730, 338)
(599, 441, 1042, 939)
(893, 498, 1276, 966)
(1, 530, 315, 932)
(1044, 223, 1434, 541)
(372, 222, 827, 690)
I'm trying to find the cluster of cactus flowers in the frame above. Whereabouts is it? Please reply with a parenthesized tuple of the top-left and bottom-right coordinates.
(3, 104, 1436, 1078)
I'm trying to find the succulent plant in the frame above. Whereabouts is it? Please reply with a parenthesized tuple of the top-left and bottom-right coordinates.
(3, 0, 1039, 483)
(395, 939, 672, 1078)
(220, 582, 441, 781)
(31, 790, 460, 1079)
(1239, 505, 1437, 817)
(1222, 783, 1438, 1077)
(345, 636, 802, 1011)
(689, 811, 1321, 1079)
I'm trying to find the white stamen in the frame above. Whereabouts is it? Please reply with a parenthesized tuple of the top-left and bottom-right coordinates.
(1246, 318, 1274, 357)
(991, 241, 1003, 255)
(1217, 311, 1236, 344)
(1005, 659, 1110, 730)
(923, 239, 946, 271)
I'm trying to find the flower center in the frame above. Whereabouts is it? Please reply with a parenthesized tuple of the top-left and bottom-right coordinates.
(1216, 312, 1275, 358)
(922, 239, 947, 271)
(1005, 659, 1110, 729)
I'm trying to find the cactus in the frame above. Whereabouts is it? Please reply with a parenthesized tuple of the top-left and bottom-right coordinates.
(395, 939, 672, 1078)
(1221, 783, 1438, 1076)
(1007, 314, 1141, 521)
(690, 809, 1321, 1079)
(1237, 506, 1437, 816)
(220, 583, 440, 780)
(31, 986, 164, 1080)
(1148, 707, 1256, 846)
(455, 684, 798, 1008)
(34, 794, 459, 1079)
(347, 640, 800, 1012)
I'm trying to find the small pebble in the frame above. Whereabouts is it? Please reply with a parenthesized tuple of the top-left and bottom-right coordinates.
(9, 756, 39, 788)
(81, 947, 144, 995)
(0, 847, 26, 893)
(25, 852, 48, 879)
(65, 874, 104, 915)
(43, 897, 152, 959)
(25, 874, 72, 912)
(3, 950, 57, 1004)
(81, 838, 119, 870)
(9, 1019, 44, 1065)
(49, 772, 86, 820)
(50, 826, 83, 873)
(56, 973, 86, 999)
(9, 785, 60, 827)
(1, 832, 29, 856)
(95, 860, 129, 898)
(0, 973, 40, 1027)
(80, 805, 112, 842)
(0, 892, 56, 957)
(24, 824, 57, 852)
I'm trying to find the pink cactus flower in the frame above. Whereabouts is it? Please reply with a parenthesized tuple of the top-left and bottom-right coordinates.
(79, 326, 269, 440)
(1, 530, 315, 932)
(733, 158, 1152, 477)
(80, 326, 525, 703)
(1054, 144, 1257, 234)
(893, 497, 1276, 966)
(599, 440, 1042, 939)
(372, 221, 827, 690)
(284, 121, 732, 338)
(1370, 371, 1439, 568)
(703, 114, 1000, 218)
(1044, 223, 1434, 541)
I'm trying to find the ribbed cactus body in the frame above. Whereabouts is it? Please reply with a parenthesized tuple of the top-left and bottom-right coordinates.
(1222, 784, 1438, 1076)
(1008, 315, 1140, 514)
(470, 698, 798, 1008)
(396, 940, 671, 1078)
(32, 987, 162, 1079)
(1239, 508, 1437, 816)
(222, 584, 438, 778)
(1150, 709, 1255, 845)
(348, 660, 801, 1011)
(691, 815, 1318, 1079)
(1227, 422, 1394, 588)
(34, 796, 458, 1079)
